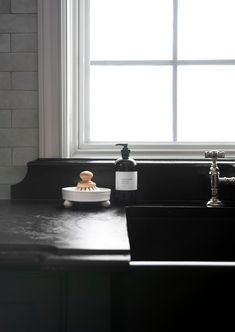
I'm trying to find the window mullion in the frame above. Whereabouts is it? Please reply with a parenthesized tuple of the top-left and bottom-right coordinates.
(173, 0, 178, 142)
(90, 60, 174, 66)
(84, 0, 90, 144)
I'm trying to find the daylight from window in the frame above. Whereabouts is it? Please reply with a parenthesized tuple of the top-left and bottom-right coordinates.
(87, 0, 235, 143)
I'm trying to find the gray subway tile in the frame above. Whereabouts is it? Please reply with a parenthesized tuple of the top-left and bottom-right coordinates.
(0, 0, 10, 13)
(0, 166, 27, 184)
(0, 128, 38, 147)
(0, 184, 10, 199)
(0, 53, 37, 71)
(0, 147, 11, 165)
(11, 33, 37, 52)
(0, 110, 11, 127)
(12, 108, 38, 127)
(13, 147, 38, 165)
(0, 14, 37, 33)
(12, 72, 38, 90)
(0, 91, 38, 109)
(11, 0, 37, 13)
(0, 33, 10, 51)
(0, 72, 11, 89)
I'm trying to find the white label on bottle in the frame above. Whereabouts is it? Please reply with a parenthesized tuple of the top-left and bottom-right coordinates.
(115, 171, 138, 191)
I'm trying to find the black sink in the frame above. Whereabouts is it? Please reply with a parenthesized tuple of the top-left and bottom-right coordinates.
(112, 205, 235, 332)
(126, 205, 235, 261)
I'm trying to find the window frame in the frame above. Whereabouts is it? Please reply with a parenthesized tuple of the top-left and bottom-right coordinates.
(38, 0, 235, 159)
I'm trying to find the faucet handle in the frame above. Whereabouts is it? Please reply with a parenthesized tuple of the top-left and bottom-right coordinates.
(205, 150, 225, 161)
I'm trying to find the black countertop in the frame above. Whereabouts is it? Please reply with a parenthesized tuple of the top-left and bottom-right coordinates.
(0, 201, 130, 269)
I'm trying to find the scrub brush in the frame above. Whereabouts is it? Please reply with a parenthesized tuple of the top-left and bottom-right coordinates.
(77, 171, 100, 192)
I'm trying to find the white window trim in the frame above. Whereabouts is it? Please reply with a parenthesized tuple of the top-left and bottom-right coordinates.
(38, 0, 235, 159)
(38, 0, 61, 157)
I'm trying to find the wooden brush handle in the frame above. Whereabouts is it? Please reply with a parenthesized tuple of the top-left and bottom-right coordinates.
(77, 171, 96, 189)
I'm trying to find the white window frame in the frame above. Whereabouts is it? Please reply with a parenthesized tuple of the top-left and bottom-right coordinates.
(38, 0, 235, 159)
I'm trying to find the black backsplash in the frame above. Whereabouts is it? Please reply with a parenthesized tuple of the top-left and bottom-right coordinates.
(11, 158, 235, 204)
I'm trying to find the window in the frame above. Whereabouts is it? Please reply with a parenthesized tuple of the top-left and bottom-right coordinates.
(88, 0, 173, 143)
(38, 0, 235, 158)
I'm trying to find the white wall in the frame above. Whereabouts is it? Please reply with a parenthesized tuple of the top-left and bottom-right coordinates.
(0, 0, 38, 198)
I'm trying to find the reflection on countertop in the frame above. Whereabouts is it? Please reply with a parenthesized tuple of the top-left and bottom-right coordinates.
(0, 200, 130, 269)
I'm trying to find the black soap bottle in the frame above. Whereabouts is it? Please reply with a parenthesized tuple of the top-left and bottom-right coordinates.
(115, 144, 138, 205)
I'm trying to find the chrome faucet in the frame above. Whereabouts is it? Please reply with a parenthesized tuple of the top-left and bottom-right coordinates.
(205, 150, 235, 207)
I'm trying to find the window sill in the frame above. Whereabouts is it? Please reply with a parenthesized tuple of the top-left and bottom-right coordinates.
(71, 145, 235, 160)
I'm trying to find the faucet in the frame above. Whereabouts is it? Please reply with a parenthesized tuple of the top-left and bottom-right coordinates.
(205, 150, 235, 207)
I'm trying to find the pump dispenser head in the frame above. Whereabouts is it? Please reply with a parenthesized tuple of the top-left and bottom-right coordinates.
(116, 143, 130, 159)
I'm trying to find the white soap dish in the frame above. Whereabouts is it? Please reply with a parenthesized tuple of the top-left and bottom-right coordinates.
(62, 171, 111, 208)
(62, 186, 111, 207)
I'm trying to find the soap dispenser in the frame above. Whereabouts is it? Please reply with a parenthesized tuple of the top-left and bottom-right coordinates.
(115, 144, 138, 205)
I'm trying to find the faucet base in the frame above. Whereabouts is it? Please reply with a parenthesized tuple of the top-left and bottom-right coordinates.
(206, 197, 223, 208)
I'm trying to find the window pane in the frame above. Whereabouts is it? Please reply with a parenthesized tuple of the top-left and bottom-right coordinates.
(90, 0, 173, 60)
(178, 66, 235, 142)
(178, 0, 235, 60)
(89, 66, 172, 142)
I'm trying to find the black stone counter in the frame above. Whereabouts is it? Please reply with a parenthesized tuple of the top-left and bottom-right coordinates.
(0, 201, 130, 269)
(1, 200, 235, 332)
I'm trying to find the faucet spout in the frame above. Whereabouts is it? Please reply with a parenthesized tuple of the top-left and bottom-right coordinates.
(205, 150, 225, 207)
(205, 150, 235, 207)
(208, 162, 222, 207)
